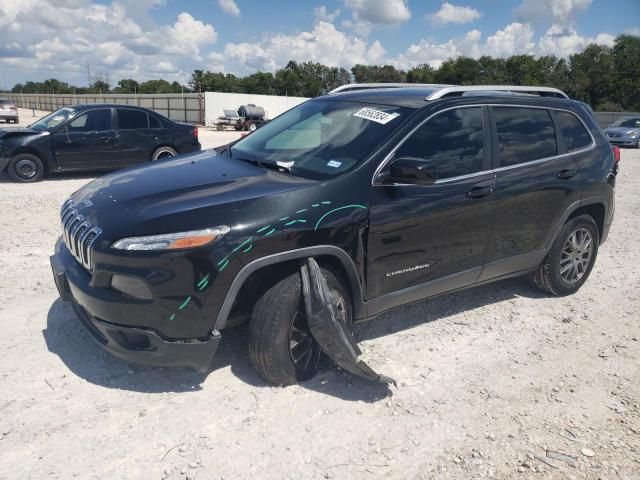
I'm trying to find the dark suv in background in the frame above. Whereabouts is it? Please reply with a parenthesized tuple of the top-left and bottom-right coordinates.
(0, 104, 200, 182)
(50, 84, 617, 386)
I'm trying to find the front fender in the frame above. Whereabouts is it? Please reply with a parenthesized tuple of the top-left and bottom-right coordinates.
(213, 245, 365, 330)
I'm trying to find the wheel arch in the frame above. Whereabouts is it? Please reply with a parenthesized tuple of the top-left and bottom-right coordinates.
(546, 196, 608, 250)
(213, 246, 365, 331)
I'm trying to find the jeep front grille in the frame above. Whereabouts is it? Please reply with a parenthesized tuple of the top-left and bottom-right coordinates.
(60, 199, 102, 271)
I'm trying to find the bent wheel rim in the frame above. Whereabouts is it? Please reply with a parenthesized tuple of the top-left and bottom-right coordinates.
(288, 288, 347, 373)
(560, 227, 593, 284)
(15, 159, 38, 179)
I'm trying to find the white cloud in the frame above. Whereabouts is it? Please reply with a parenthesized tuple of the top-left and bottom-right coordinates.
(216, 20, 385, 74)
(0, 1, 217, 85)
(538, 24, 615, 55)
(392, 23, 535, 69)
(314, 5, 340, 22)
(428, 3, 482, 26)
(217, 0, 240, 17)
(516, 0, 592, 24)
(342, 0, 410, 35)
(485, 22, 535, 57)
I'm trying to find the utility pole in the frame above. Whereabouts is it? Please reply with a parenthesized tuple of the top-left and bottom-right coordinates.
(87, 64, 92, 87)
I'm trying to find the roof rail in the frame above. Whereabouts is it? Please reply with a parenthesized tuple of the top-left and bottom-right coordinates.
(426, 85, 569, 100)
(329, 83, 453, 94)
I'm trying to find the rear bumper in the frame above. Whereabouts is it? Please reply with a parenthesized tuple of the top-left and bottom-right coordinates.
(50, 244, 221, 372)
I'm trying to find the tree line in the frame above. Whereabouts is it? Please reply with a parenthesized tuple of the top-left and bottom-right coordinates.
(8, 34, 639, 111)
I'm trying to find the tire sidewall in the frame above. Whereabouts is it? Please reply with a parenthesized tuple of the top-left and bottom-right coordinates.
(547, 216, 599, 295)
(251, 268, 352, 384)
(151, 146, 177, 161)
(8, 153, 44, 183)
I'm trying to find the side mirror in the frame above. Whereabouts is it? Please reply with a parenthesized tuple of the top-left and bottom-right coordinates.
(386, 156, 437, 185)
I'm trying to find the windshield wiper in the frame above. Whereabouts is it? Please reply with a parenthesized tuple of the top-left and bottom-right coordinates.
(235, 157, 294, 173)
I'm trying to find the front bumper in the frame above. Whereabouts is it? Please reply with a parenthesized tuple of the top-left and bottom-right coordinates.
(0, 113, 18, 120)
(50, 242, 221, 372)
(607, 136, 639, 146)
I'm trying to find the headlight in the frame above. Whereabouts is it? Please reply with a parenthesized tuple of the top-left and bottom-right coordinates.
(628, 130, 639, 138)
(111, 226, 230, 251)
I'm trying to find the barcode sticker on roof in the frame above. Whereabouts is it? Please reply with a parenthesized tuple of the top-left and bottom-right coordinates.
(353, 108, 400, 125)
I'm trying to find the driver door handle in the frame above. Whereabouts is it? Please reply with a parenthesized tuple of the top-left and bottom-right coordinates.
(557, 169, 577, 180)
(466, 186, 494, 199)
(99, 136, 112, 144)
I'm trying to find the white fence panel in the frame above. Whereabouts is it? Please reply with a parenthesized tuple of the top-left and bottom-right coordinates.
(204, 92, 309, 126)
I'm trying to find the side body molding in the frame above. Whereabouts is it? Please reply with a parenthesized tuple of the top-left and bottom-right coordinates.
(213, 245, 365, 330)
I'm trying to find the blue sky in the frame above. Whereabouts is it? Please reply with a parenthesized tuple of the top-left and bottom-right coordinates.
(1, 0, 638, 88)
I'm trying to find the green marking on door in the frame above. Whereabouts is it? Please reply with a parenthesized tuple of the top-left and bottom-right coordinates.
(169, 313, 176, 321)
(314, 204, 367, 231)
(256, 225, 271, 233)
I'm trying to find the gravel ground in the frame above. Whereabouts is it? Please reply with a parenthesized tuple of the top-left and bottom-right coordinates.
(1, 108, 639, 480)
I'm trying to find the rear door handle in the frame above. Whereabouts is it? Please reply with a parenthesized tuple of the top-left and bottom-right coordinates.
(466, 186, 494, 199)
(557, 169, 577, 180)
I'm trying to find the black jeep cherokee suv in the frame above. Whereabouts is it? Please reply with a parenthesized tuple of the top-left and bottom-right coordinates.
(50, 84, 617, 386)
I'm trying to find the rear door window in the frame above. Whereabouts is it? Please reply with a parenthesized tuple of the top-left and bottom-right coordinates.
(395, 106, 485, 180)
(117, 109, 149, 129)
(68, 109, 111, 132)
(555, 111, 592, 151)
(493, 107, 557, 167)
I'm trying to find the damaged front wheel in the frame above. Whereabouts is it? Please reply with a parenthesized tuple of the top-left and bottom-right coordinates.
(248, 268, 352, 386)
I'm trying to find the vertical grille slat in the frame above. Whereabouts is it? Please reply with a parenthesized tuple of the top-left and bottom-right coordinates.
(59, 201, 101, 271)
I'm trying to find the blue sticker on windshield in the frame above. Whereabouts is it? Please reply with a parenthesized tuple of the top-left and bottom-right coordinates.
(327, 160, 342, 168)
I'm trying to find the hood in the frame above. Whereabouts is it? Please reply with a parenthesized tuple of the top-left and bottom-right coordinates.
(606, 126, 639, 136)
(70, 149, 316, 238)
(0, 127, 42, 139)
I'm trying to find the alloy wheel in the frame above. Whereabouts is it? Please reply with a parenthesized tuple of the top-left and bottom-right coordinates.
(559, 227, 593, 284)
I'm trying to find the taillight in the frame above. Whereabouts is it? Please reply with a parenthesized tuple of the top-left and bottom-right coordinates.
(193, 127, 198, 138)
(612, 145, 620, 164)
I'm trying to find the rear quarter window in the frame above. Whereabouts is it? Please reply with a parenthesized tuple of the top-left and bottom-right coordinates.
(555, 111, 592, 151)
(494, 107, 557, 167)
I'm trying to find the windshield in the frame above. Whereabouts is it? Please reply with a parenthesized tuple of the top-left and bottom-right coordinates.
(230, 100, 411, 180)
(30, 107, 77, 131)
(611, 118, 640, 128)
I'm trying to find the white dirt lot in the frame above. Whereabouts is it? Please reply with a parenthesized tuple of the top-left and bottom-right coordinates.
(1, 108, 639, 480)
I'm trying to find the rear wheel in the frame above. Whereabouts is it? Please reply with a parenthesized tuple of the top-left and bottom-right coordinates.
(7, 153, 44, 182)
(151, 146, 177, 161)
(533, 215, 599, 296)
(246, 121, 257, 132)
(249, 267, 352, 386)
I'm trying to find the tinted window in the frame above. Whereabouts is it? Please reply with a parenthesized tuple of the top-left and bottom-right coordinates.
(396, 107, 485, 180)
(494, 107, 557, 166)
(556, 111, 592, 151)
(117, 109, 148, 129)
(68, 109, 111, 132)
(149, 114, 162, 129)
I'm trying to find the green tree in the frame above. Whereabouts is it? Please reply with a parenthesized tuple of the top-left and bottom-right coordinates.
(612, 35, 640, 110)
(407, 64, 435, 83)
(114, 79, 140, 94)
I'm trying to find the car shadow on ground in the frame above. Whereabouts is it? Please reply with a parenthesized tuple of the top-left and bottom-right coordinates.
(44, 276, 544, 400)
